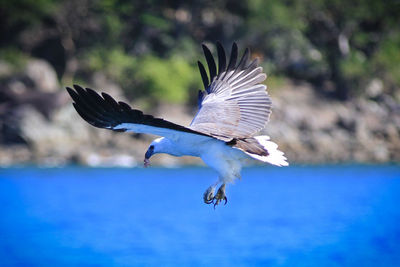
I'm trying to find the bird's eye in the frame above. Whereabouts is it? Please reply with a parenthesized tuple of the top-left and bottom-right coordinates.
(149, 145, 154, 150)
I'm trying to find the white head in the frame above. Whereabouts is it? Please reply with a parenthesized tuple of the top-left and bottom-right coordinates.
(144, 137, 176, 166)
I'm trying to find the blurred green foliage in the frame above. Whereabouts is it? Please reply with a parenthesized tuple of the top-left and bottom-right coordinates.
(1, 0, 399, 103)
(85, 47, 199, 103)
(0, 47, 29, 71)
(371, 32, 400, 87)
(134, 55, 200, 103)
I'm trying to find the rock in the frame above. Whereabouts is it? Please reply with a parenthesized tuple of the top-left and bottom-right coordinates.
(84, 153, 137, 167)
(8, 80, 28, 95)
(366, 78, 383, 98)
(91, 72, 125, 98)
(0, 60, 12, 78)
(15, 105, 90, 162)
(0, 145, 31, 166)
(0, 75, 399, 166)
(25, 59, 59, 92)
(268, 81, 400, 163)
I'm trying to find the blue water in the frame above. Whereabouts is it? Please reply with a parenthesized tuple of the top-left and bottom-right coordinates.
(0, 166, 399, 266)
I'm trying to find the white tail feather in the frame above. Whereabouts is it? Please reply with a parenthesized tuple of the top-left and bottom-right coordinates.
(246, 135, 289, 166)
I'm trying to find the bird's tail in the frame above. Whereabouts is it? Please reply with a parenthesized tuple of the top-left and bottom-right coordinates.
(232, 135, 289, 166)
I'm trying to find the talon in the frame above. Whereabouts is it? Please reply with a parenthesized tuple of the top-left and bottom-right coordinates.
(212, 184, 227, 208)
(203, 185, 216, 204)
(213, 198, 220, 209)
(205, 198, 213, 204)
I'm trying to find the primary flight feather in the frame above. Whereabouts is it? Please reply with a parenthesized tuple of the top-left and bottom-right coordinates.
(66, 42, 288, 208)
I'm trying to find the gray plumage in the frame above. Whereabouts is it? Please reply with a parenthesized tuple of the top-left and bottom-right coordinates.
(190, 42, 272, 142)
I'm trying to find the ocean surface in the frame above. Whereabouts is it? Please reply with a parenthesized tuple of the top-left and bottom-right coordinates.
(0, 165, 399, 266)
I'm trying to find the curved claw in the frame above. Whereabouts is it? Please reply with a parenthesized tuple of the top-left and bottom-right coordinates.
(213, 199, 220, 209)
(213, 196, 227, 209)
(212, 184, 227, 208)
(204, 198, 213, 204)
(203, 186, 216, 204)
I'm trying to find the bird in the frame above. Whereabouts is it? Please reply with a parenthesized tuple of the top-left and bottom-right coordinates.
(66, 42, 288, 208)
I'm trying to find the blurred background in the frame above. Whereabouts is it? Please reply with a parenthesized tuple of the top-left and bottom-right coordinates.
(1, 0, 399, 167)
(1, 1, 400, 266)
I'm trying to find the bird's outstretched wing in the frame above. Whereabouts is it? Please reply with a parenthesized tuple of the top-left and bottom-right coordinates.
(190, 42, 271, 141)
(66, 85, 212, 142)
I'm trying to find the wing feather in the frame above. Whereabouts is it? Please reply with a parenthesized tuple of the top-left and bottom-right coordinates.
(225, 43, 238, 76)
(67, 85, 212, 142)
(197, 61, 209, 90)
(191, 43, 271, 140)
(217, 42, 226, 74)
(202, 44, 217, 81)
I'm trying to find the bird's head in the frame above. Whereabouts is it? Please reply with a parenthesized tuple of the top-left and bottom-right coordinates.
(144, 137, 169, 167)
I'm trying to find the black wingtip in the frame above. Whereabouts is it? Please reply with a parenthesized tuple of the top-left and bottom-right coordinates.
(197, 61, 209, 90)
(228, 43, 238, 70)
(232, 42, 238, 50)
(219, 42, 238, 80)
(73, 84, 86, 93)
(198, 42, 252, 89)
(229, 42, 238, 69)
(216, 42, 226, 75)
(236, 47, 250, 70)
(66, 86, 81, 104)
(66, 86, 75, 97)
(66, 84, 211, 138)
(202, 43, 217, 81)
(101, 92, 120, 112)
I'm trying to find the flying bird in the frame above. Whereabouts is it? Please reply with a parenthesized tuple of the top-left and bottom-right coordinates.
(66, 42, 288, 207)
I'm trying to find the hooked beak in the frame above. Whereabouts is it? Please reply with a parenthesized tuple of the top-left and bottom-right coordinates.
(144, 149, 153, 168)
(145, 149, 153, 160)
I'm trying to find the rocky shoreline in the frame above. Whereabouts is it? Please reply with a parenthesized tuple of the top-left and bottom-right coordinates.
(1, 59, 399, 167)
